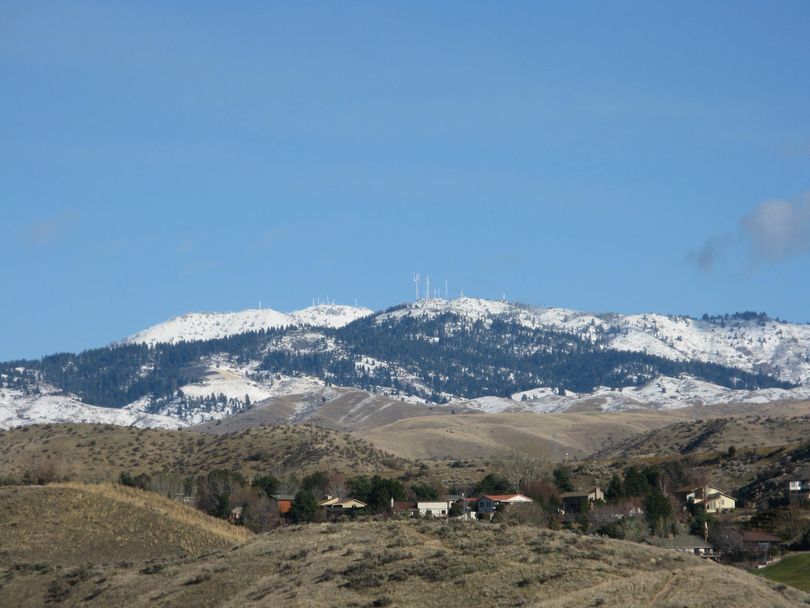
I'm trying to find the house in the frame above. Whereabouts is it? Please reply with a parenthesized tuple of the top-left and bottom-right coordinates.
(442, 496, 477, 520)
(415, 501, 453, 518)
(677, 485, 736, 513)
(477, 493, 533, 516)
(787, 480, 810, 501)
(272, 494, 295, 515)
(319, 497, 367, 516)
(646, 534, 718, 560)
(560, 488, 604, 514)
(391, 500, 417, 516)
(592, 498, 645, 522)
(742, 530, 784, 562)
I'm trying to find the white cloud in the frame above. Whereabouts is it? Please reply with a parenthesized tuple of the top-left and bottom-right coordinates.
(740, 196, 810, 262)
(687, 194, 810, 272)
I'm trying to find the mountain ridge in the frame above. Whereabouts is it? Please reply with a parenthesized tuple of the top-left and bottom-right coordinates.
(3, 297, 810, 430)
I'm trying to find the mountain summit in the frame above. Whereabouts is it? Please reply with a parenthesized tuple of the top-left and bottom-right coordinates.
(124, 303, 374, 345)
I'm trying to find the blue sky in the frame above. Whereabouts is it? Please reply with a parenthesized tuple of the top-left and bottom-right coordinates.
(2, 1, 810, 360)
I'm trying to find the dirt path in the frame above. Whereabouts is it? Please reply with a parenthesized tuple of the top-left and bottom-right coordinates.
(644, 572, 676, 608)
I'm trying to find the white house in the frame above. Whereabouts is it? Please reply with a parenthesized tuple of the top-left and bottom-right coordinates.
(788, 480, 810, 501)
(415, 501, 453, 518)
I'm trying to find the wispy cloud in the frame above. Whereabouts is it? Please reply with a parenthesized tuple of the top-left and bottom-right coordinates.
(686, 194, 810, 272)
(26, 210, 76, 246)
(684, 234, 735, 272)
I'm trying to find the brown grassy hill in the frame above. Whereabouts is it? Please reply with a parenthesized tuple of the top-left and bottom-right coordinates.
(0, 423, 411, 483)
(0, 483, 249, 566)
(358, 410, 687, 461)
(594, 415, 810, 460)
(0, 519, 805, 607)
(193, 387, 481, 434)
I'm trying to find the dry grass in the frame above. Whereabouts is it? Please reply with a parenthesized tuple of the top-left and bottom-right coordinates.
(0, 519, 806, 607)
(358, 410, 687, 461)
(0, 482, 249, 566)
(0, 423, 411, 483)
(58, 482, 251, 543)
(595, 415, 810, 460)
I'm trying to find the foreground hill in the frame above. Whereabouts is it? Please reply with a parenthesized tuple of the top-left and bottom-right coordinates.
(0, 423, 410, 483)
(0, 519, 805, 607)
(0, 483, 249, 566)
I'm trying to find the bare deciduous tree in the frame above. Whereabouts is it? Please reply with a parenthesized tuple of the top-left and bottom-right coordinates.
(497, 448, 546, 493)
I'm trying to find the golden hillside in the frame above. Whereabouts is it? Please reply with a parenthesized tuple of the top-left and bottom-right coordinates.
(0, 483, 249, 566)
(358, 410, 686, 460)
(0, 519, 805, 607)
(0, 423, 411, 483)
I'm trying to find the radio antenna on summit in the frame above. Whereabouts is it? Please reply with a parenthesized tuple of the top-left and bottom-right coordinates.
(412, 272, 420, 301)
(425, 275, 430, 302)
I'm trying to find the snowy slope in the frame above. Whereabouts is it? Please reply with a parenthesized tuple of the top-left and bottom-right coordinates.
(124, 304, 372, 345)
(466, 375, 810, 414)
(0, 387, 182, 430)
(124, 308, 295, 345)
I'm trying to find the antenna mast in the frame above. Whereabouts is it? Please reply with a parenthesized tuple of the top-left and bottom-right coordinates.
(425, 275, 430, 302)
(412, 272, 420, 301)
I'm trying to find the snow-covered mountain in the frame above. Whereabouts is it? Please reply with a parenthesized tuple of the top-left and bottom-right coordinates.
(3, 297, 810, 430)
(378, 298, 810, 386)
(124, 303, 373, 345)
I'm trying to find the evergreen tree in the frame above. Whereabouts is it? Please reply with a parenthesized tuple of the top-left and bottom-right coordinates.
(605, 473, 625, 501)
(553, 467, 575, 492)
(289, 489, 318, 523)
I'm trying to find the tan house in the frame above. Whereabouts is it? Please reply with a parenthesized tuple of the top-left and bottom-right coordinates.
(560, 487, 604, 514)
(319, 497, 367, 516)
(678, 485, 735, 513)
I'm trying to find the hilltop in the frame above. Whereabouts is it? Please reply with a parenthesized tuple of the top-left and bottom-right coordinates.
(0, 423, 410, 483)
(124, 303, 373, 345)
(0, 519, 805, 607)
(0, 483, 249, 566)
(594, 411, 810, 460)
